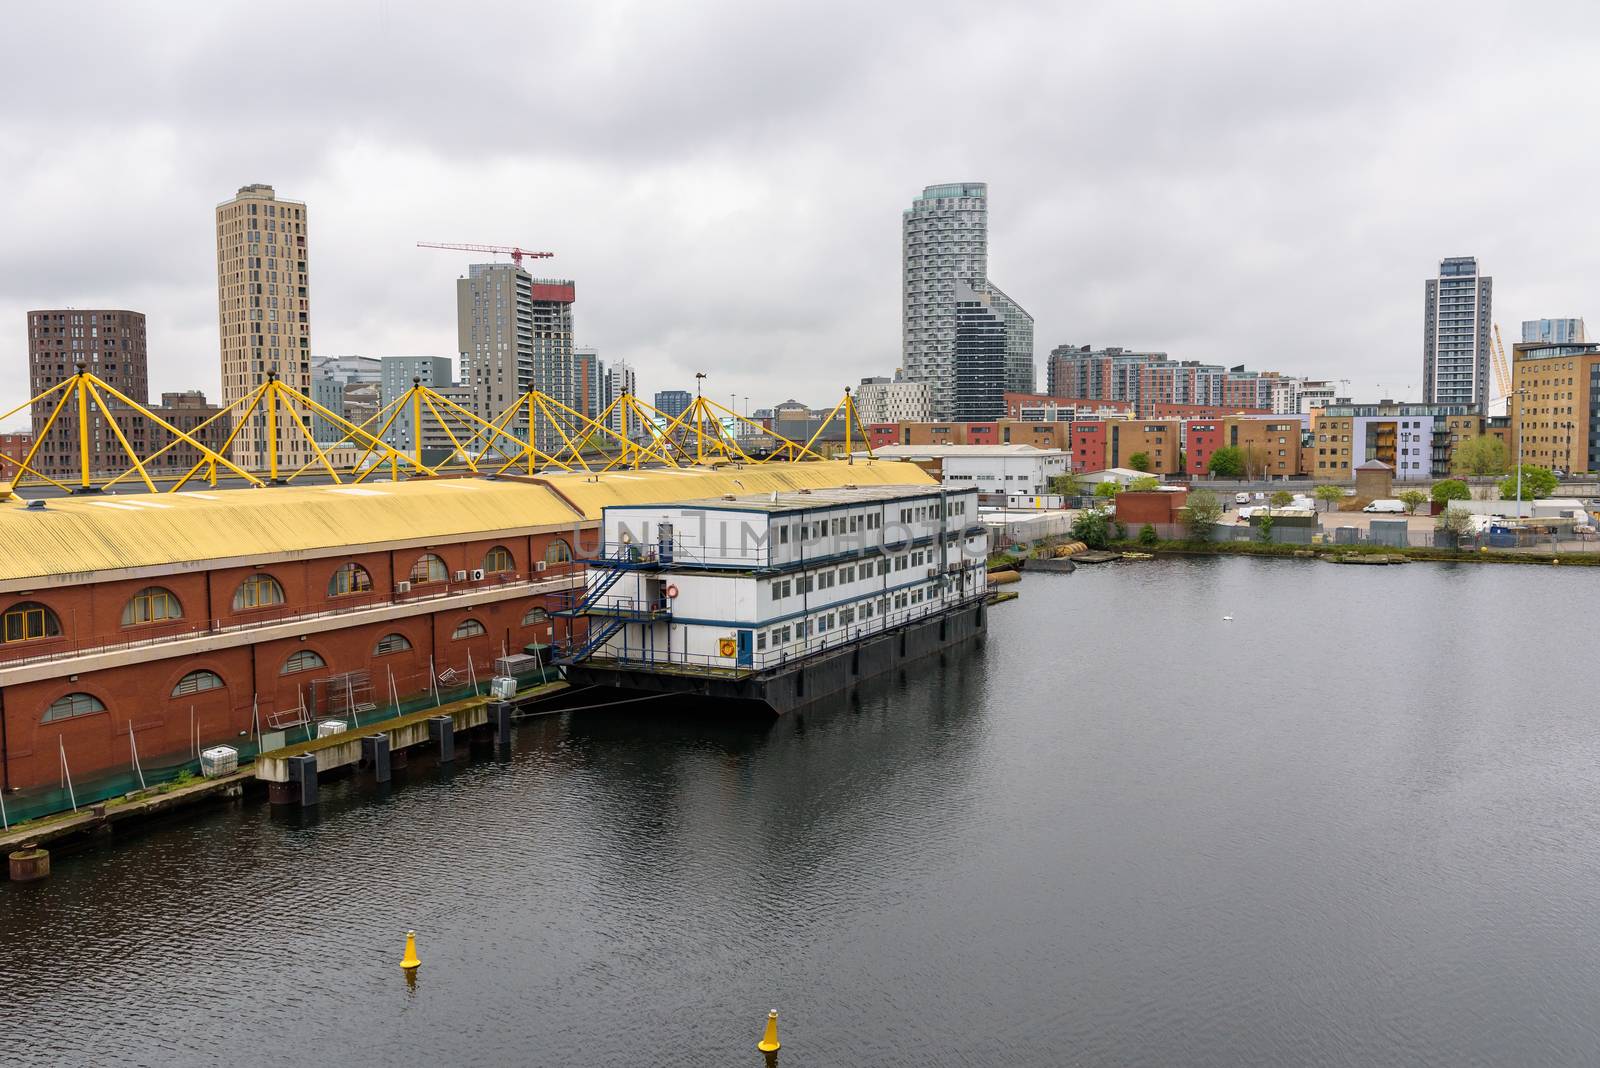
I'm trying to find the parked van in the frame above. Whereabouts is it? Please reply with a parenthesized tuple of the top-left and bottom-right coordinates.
(1363, 499, 1406, 513)
(1234, 492, 1250, 504)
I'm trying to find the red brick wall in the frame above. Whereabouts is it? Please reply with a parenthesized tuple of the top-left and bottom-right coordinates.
(0, 528, 587, 794)
(1114, 490, 1188, 525)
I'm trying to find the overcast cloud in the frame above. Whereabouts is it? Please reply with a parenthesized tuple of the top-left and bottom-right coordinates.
(4, 0, 1600, 425)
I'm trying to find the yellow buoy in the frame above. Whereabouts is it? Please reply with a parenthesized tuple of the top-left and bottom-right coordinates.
(757, 1009, 780, 1052)
(400, 930, 420, 971)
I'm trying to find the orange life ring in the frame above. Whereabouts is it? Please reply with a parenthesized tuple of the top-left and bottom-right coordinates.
(665, 583, 680, 599)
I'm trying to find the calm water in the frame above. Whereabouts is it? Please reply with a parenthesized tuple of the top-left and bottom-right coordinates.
(5, 556, 1600, 1067)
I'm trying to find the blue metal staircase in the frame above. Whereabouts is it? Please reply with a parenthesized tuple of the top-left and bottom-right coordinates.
(553, 617, 627, 665)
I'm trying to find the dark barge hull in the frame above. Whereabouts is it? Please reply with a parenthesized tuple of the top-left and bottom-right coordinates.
(563, 602, 987, 716)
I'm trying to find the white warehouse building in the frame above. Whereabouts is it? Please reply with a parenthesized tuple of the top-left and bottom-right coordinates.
(853, 444, 1068, 496)
(558, 484, 988, 699)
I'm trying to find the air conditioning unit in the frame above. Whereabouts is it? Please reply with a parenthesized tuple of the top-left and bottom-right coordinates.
(470, 568, 486, 581)
(927, 567, 937, 578)
(395, 580, 412, 593)
(454, 570, 468, 582)
(536, 560, 548, 572)
(317, 719, 348, 738)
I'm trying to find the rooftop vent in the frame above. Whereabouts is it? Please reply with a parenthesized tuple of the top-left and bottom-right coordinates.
(722, 494, 737, 501)
(844, 484, 857, 490)
(26, 499, 45, 510)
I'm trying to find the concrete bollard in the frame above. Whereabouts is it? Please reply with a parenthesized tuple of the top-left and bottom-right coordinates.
(287, 753, 319, 807)
(429, 715, 456, 763)
(8, 845, 50, 882)
(361, 734, 392, 783)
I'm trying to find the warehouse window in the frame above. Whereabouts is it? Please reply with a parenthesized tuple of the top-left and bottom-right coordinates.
(280, 650, 326, 675)
(483, 545, 514, 573)
(544, 539, 573, 565)
(233, 574, 285, 611)
(43, 692, 106, 722)
(522, 605, 549, 626)
(122, 587, 182, 626)
(3, 601, 62, 643)
(172, 670, 224, 697)
(327, 562, 373, 597)
(409, 553, 448, 585)
(452, 618, 486, 640)
(373, 633, 412, 656)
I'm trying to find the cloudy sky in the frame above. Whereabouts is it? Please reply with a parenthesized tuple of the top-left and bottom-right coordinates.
(3, 0, 1599, 428)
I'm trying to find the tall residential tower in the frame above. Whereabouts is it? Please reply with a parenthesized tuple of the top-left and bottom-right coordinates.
(1422, 256, 1492, 411)
(216, 184, 311, 471)
(902, 182, 1032, 419)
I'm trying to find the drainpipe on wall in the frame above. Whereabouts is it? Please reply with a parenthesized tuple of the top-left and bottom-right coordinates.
(1, 687, 10, 793)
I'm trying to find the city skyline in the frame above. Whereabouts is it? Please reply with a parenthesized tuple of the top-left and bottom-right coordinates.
(4, 3, 1600, 423)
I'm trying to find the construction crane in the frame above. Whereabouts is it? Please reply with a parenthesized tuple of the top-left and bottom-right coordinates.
(417, 242, 554, 268)
(1490, 322, 1512, 400)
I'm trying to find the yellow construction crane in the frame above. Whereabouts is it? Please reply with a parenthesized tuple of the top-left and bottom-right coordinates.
(1490, 323, 1512, 401)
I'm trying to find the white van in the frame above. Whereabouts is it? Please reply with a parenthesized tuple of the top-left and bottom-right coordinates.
(1234, 492, 1250, 505)
(1363, 499, 1406, 514)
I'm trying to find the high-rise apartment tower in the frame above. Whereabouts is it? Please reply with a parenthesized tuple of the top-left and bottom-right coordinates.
(216, 184, 311, 471)
(902, 182, 1032, 419)
(1422, 256, 1492, 411)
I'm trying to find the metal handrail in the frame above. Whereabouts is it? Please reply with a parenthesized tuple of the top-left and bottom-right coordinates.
(594, 591, 988, 672)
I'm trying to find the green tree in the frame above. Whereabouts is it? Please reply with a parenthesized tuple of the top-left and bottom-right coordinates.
(1048, 473, 1082, 498)
(1437, 507, 1476, 547)
(1070, 508, 1112, 549)
(1207, 445, 1246, 479)
(1255, 513, 1275, 543)
(1269, 490, 1293, 509)
(1094, 481, 1121, 499)
(1430, 479, 1471, 504)
(1182, 489, 1222, 542)
(1313, 483, 1344, 512)
(1177, 450, 1187, 474)
(1452, 434, 1509, 478)
(1398, 489, 1428, 515)
(1498, 464, 1558, 501)
(1128, 475, 1161, 492)
(1138, 523, 1159, 546)
(1127, 452, 1151, 472)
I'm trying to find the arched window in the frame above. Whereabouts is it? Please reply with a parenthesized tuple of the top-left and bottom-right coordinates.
(374, 633, 412, 656)
(521, 605, 549, 626)
(234, 574, 285, 611)
(43, 692, 106, 723)
(122, 587, 182, 626)
(172, 670, 224, 697)
(409, 553, 448, 584)
(3, 601, 62, 644)
(281, 649, 326, 675)
(327, 562, 373, 597)
(483, 545, 514, 573)
(544, 539, 573, 565)
(451, 618, 486, 640)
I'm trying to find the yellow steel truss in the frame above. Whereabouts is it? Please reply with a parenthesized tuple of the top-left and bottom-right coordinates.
(0, 369, 873, 491)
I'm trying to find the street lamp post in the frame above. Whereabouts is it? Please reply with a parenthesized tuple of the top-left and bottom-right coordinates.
(1512, 387, 1529, 518)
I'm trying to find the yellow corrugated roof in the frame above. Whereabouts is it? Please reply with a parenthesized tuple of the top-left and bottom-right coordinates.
(0, 478, 578, 586)
(0, 462, 935, 585)
(531, 459, 934, 515)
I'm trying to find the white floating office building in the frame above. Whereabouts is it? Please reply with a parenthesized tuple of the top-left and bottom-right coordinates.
(557, 483, 990, 713)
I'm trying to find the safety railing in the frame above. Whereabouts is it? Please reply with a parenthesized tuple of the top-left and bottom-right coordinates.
(593, 592, 987, 673)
